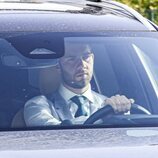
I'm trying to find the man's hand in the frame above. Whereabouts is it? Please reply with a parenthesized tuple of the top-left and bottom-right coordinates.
(104, 94, 134, 113)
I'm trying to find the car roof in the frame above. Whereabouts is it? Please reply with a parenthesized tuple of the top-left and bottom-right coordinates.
(0, 0, 157, 32)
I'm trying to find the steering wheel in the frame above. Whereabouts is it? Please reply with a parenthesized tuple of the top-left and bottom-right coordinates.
(84, 104, 151, 125)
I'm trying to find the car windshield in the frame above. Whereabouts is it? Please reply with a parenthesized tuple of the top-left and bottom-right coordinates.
(0, 31, 158, 130)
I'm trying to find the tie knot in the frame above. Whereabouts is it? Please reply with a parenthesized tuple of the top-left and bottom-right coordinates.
(71, 96, 85, 105)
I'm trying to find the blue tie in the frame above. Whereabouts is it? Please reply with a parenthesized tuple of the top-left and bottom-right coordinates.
(71, 96, 87, 117)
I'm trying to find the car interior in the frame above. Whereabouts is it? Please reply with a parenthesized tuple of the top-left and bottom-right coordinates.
(0, 33, 158, 129)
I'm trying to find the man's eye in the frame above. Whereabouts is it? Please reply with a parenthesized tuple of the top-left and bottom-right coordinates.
(83, 54, 92, 61)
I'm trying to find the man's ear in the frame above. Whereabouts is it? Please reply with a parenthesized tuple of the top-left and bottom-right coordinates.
(92, 53, 94, 59)
(91, 53, 94, 62)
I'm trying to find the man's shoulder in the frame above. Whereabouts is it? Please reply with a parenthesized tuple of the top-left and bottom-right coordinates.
(91, 90, 107, 104)
(25, 95, 49, 106)
(92, 90, 107, 98)
(25, 91, 64, 106)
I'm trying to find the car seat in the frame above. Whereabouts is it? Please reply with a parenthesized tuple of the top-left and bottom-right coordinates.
(11, 65, 61, 128)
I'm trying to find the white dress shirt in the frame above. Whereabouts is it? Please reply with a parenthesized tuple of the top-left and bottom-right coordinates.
(59, 84, 95, 118)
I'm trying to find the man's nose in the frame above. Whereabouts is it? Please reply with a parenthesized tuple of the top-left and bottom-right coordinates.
(76, 57, 86, 66)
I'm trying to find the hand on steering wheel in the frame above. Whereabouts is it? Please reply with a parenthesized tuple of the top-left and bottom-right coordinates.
(104, 94, 134, 113)
(84, 104, 151, 125)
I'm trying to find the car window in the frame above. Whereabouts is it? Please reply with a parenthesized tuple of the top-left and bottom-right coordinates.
(0, 32, 158, 130)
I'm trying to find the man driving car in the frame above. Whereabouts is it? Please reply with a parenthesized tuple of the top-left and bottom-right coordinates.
(24, 43, 134, 126)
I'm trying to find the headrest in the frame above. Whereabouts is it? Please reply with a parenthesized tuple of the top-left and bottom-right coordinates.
(39, 66, 61, 96)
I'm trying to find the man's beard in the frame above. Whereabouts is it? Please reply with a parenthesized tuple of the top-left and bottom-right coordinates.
(69, 80, 89, 89)
(63, 77, 90, 89)
(62, 74, 91, 89)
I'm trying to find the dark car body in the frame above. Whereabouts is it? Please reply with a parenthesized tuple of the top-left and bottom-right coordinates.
(0, 0, 158, 157)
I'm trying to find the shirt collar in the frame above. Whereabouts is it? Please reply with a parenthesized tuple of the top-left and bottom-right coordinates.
(59, 84, 94, 103)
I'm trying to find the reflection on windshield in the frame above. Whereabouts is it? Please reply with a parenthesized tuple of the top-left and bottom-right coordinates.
(0, 32, 158, 129)
(133, 44, 158, 98)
